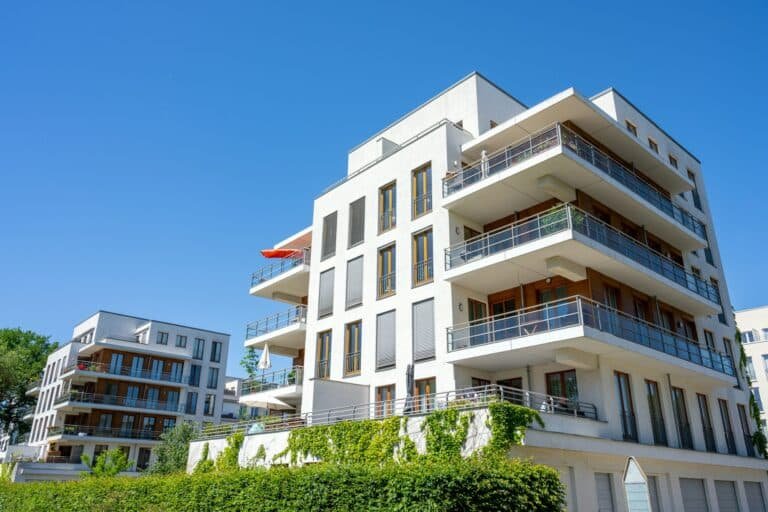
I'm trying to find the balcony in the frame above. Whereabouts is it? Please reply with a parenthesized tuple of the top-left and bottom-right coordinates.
(239, 366, 303, 410)
(54, 391, 185, 414)
(446, 296, 736, 382)
(249, 249, 310, 304)
(244, 306, 307, 357)
(444, 204, 720, 315)
(25, 379, 41, 396)
(60, 360, 186, 386)
(443, 124, 707, 250)
(48, 424, 163, 441)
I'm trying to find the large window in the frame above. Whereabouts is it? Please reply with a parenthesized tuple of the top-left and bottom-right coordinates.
(156, 331, 169, 345)
(752, 388, 763, 412)
(376, 310, 396, 370)
(207, 367, 220, 389)
(378, 244, 396, 298)
(746, 357, 756, 379)
(185, 391, 198, 415)
(204, 394, 216, 416)
(412, 164, 432, 218)
(645, 380, 667, 446)
(737, 404, 755, 457)
(176, 335, 187, 348)
(345, 257, 363, 308)
(379, 182, 396, 232)
(546, 369, 578, 402)
(189, 364, 201, 387)
(412, 298, 435, 361)
(680, 478, 709, 512)
(412, 228, 433, 286)
(414, 377, 435, 413)
(718, 399, 737, 455)
(696, 393, 717, 452)
(687, 170, 703, 211)
(594, 473, 615, 512)
(348, 197, 365, 247)
(321, 212, 338, 260)
(316, 330, 331, 379)
(193, 338, 205, 360)
(375, 384, 395, 418)
(615, 372, 637, 442)
(210, 341, 222, 363)
(318, 268, 335, 318)
(344, 321, 362, 376)
(671, 387, 693, 449)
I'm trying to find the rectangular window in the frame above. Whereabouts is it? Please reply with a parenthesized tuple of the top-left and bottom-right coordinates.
(688, 170, 703, 211)
(648, 138, 659, 153)
(207, 367, 219, 389)
(745, 481, 766, 512)
(109, 353, 124, 374)
(646, 380, 667, 446)
(546, 369, 579, 402)
(345, 256, 363, 308)
(412, 164, 432, 218)
(97, 413, 112, 431)
(189, 364, 201, 387)
(193, 338, 205, 360)
(204, 394, 216, 416)
(743, 331, 756, 343)
(680, 478, 709, 512)
(150, 359, 163, 380)
(718, 399, 737, 455)
(414, 377, 436, 413)
(747, 357, 756, 379)
(379, 182, 396, 232)
(316, 330, 331, 379)
(375, 384, 395, 418)
(625, 120, 638, 136)
(94, 445, 108, 458)
(738, 404, 755, 457)
(703, 330, 715, 350)
(120, 415, 135, 435)
(130, 356, 144, 378)
(141, 416, 156, 432)
(412, 228, 433, 286)
(175, 335, 187, 348)
(668, 154, 678, 169)
(697, 393, 717, 452)
(753, 388, 763, 412)
(615, 372, 637, 442)
(210, 341, 222, 363)
(170, 362, 183, 383)
(321, 212, 338, 260)
(162, 418, 176, 431)
(348, 197, 365, 247)
(412, 298, 435, 361)
(185, 391, 198, 415)
(376, 310, 396, 370)
(378, 244, 396, 298)
(714, 481, 739, 512)
(672, 387, 693, 449)
(344, 321, 362, 376)
(595, 473, 615, 512)
(704, 246, 715, 266)
(648, 475, 662, 512)
(156, 331, 169, 345)
(318, 268, 335, 318)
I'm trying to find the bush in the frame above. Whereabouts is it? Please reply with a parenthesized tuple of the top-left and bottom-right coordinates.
(0, 458, 564, 511)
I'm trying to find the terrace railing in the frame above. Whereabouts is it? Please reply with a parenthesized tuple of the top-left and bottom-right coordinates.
(250, 248, 311, 288)
(48, 424, 163, 441)
(241, 366, 303, 395)
(246, 306, 307, 339)
(62, 360, 185, 384)
(55, 391, 184, 413)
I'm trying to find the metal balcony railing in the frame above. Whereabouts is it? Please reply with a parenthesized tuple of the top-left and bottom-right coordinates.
(443, 124, 707, 240)
(55, 391, 184, 413)
(48, 424, 163, 441)
(316, 360, 330, 379)
(241, 367, 303, 395)
(412, 194, 432, 218)
(444, 204, 720, 305)
(62, 360, 185, 384)
(413, 259, 433, 285)
(447, 296, 735, 377)
(246, 306, 307, 340)
(250, 248, 311, 288)
(378, 272, 396, 297)
(344, 352, 361, 375)
(379, 210, 396, 232)
(194, 383, 599, 440)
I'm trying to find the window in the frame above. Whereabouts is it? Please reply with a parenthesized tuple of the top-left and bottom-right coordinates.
(745, 481, 766, 512)
(185, 391, 198, 415)
(752, 388, 763, 412)
(379, 182, 396, 232)
(714, 481, 739, 512)
(625, 120, 637, 136)
(376, 310, 396, 370)
(142, 416, 156, 432)
(375, 384, 395, 418)
(680, 478, 709, 512)
(704, 247, 715, 266)
(94, 445, 108, 458)
(668, 154, 678, 169)
(595, 472, 616, 512)
(137, 447, 152, 471)
(150, 360, 163, 380)
(120, 415, 135, 435)
(321, 212, 338, 260)
(204, 394, 216, 416)
(344, 321, 362, 376)
(412, 298, 435, 361)
(156, 331, 169, 345)
(648, 475, 662, 512)
(687, 170, 703, 211)
(412, 164, 432, 218)
(162, 418, 176, 432)
(648, 138, 659, 154)
(746, 357, 756, 379)
(697, 393, 717, 452)
(125, 385, 139, 407)
(703, 330, 715, 350)
(345, 256, 363, 308)
(546, 369, 578, 402)
(193, 338, 205, 360)
(170, 362, 183, 383)
(318, 268, 335, 318)
(718, 399, 737, 455)
(109, 353, 124, 374)
(207, 367, 219, 389)
(348, 197, 365, 247)
(615, 372, 637, 442)
(189, 364, 201, 387)
(210, 341, 222, 363)
(414, 377, 436, 413)
(743, 331, 756, 343)
(175, 335, 187, 348)
(671, 387, 693, 449)
(130, 356, 144, 378)
(412, 228, 433, 286)
(97, 413, 112, 431)
(316, 330, 331, 379)
(645, 380, 667, 446)
(378, 244, 396, 298)
(471, 377, 491, 387)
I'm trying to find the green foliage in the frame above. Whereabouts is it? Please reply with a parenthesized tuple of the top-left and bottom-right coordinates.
(254, 444, 266, 462)
(193, 442, 215, 474)
(484, 401, 544, 457)
(0, 458, 565, 512)
(736, 329, 768, 457)
(0, 462, 15, 483)
(80, 449, 132, 478)
(215, 432, 245, 471)
(240, 347, 261, 378)
(420, 407, 472, 460)
(147, 421, 196, 475)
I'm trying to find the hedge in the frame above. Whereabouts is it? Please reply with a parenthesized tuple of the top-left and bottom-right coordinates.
(0, 458, 564, 512)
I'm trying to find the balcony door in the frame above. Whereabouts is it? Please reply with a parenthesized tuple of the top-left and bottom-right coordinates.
(615, 372, 637, 442)
(467, 299, 488, 346)
(125, 385, 139, 407)
(109, 353, 123, 375)
(146, 387, 159, 409)
(546, 369, 578, 412)
(490, 296, 517, 341)
(130, 356, 144, 378)
(150, 360, 163, 380)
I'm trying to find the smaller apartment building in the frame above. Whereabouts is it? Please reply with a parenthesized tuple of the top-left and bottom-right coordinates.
(736, 305, 768, 428)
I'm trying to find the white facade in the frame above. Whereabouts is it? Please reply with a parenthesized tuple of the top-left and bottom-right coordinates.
(736, 305, 768, 427)
(238, 72, 767, 511)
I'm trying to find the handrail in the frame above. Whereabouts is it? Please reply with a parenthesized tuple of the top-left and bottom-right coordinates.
(55, 391, 185, 413)
(48, 424, 164, 441)
(444, 204, 720, 304)
(246, 306, 308, 339)
(344, 352, 361, 375)
(241, 366, 303, 395)
(250, 248, 311, 287)
(62, 360, 186, 384)
(194, 383, 599, 440)
(378, 272, 396, 297)
(446, 295, 735, 376)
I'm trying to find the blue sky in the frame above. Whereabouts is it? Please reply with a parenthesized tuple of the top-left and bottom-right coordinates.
(1, 1, 766, 377)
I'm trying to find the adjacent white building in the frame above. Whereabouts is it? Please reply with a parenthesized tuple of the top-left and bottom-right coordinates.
(736, 305, 768, 428)
(231, 72, 767, 511)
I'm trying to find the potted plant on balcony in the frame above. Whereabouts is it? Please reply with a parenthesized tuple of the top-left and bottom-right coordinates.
(77, 362, 87, 371)
(87, 362, 99, 371)
(286, 369, 296, 385)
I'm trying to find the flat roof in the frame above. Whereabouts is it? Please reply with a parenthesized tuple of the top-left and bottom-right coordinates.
(75, 310, 230, 337)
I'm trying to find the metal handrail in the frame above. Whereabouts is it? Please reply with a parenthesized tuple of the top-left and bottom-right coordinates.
(241, 367, 303, 395)
(444, 204, 720, 304)
(246, 306, 307, 339)
(55, 391, 185, 413)
(413, 259, 433, 284)
(378, 272, 396, 297)
(412, 193, 432, 217)
(379, 210, 396, 232)
(250, 248, 311, 287)
(316, 360, 330, 379)
(62, 360, 186, 384)
(194, 383, 599, 440)
(344, 352, 361, 375)
(447, 295, 735, 376)
(48, 424, 164, 441)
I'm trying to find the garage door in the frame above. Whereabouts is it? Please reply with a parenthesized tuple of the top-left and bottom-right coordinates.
(680, 478, 709, 512)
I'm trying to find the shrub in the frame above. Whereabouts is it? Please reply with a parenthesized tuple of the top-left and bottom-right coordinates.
(0, 458, 565, 511)
(80, 449, 132, 478)
(147, 421, 197, 475)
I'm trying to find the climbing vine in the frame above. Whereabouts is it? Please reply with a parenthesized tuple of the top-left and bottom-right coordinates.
(736, 329, 767, 457)
(193, 442, 215, 474)
(420, 407, 473, 460)
(215, 432, 245, 471)
(484, 401, 544, 457)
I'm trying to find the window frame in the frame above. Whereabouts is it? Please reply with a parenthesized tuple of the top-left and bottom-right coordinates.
(411, 227, 433, 287)
(411, 163, 432, 219)
(344, 320, 362, 376)
(378, 181, 397, 233)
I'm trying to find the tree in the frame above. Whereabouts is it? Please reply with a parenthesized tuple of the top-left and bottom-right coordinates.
(0, 328, 57, 437)
(81, 449, 133, 477)
(147, 421, 197, 474)
(240, 346, 260, 378)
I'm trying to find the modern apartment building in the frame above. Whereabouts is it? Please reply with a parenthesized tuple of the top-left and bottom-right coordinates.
(736, 305, 768, 428)
(221, 376, 265, 422)
(235, 72, 767, 511)
(20, 311, 229, 479)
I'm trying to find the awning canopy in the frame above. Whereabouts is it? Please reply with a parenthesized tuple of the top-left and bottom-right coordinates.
(260, 249, 303, 259)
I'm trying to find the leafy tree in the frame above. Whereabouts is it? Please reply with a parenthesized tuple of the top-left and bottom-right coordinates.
(0, 328, 57, 437)
(80, 449, 132, 477)
(146, 422, 197, 475)
(240, 347, 260, 378)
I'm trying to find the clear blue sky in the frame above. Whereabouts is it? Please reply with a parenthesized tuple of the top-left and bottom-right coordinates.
(1, 1, 766, 377)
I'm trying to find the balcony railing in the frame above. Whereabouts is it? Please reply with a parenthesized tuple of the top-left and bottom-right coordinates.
(250, 248, 311, 288)
(62, 360, 185, 384)
(412, 194, 432, 218)
(413, 259, 433, 285)
(378, 272, 396, 297)
(246, 306, 307, 340)
(194, 383, 598, 440)
(447, 296, 735, 377)
(55, 391, 184, 413)
(48, 424, 163, 441)
(443, 124, 707, 240)
(241, 366, 303, 395)
(344, 352, 361, 375)
(316, 360, 330, 379)
(445, 204, 721, 305)
(379, 210, 396, 232)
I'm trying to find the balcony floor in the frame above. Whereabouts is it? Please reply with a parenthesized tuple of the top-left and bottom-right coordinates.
(244, 323, 306, 357)
(249, 264, 309, 304)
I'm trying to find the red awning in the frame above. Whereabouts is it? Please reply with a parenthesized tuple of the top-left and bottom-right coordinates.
(260, 249, 303, 259)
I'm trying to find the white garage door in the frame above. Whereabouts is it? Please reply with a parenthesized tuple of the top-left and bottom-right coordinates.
(680, 478, 709, 512)
(715, 480, 740, 512)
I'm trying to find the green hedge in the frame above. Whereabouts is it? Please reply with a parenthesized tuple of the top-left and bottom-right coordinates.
(0, 458, 564, 511)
